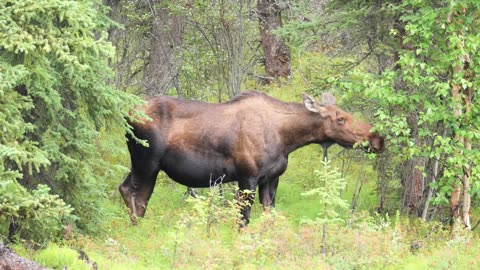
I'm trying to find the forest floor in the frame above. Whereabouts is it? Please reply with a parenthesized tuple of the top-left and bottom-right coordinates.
(9, 163, 480, 270)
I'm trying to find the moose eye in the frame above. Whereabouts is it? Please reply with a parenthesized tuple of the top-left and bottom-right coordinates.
(337, 117, 345, 125)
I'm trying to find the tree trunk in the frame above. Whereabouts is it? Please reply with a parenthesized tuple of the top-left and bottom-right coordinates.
(144, 0, 184, 97)
(448, 7, 472, 231)
(462, 135, 471, 229)
(450, 65, 464, 228)
(421, 128, 446, 220)
(394, 11, 428, 217)
(0, 243, 48, 270)
(400, 111, 427, 217)
(401, 157, 426, 216)
(257, 0, 291, 83)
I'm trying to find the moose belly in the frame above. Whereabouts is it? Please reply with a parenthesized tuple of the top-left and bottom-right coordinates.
(160, 151, 236, 188)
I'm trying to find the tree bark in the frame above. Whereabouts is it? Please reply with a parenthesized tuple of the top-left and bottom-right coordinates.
(450, 64, 464, 228)
(448, 7, 472, 231)
(421, 128, 446, 220)
(401, 157, 426, 216)
(0, 243, 48, 270)
(400, 111, 427, 217)
(257, 0, 291, 83)
(144, 0, 184, 97)
(394, 11, 429, 217)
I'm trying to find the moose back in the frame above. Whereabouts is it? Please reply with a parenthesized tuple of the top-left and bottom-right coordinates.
(119, 91, 385, 225)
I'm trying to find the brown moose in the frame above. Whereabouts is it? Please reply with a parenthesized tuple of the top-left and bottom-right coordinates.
(119, 91, 385, 225)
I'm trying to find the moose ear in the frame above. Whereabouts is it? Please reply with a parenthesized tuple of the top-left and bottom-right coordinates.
(302, 93, 332, 117)
(322, 92, 336, 105)
(302, 93, 322, 113)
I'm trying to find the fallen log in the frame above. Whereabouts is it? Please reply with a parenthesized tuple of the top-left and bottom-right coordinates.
(0, 242, 49, 270)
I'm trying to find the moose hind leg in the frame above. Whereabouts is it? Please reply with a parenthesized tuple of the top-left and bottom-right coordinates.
(258, 177, 279, 210)
(269, 177, 279, 208)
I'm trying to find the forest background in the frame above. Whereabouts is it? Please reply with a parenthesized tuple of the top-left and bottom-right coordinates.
(1, 0, 480, 269)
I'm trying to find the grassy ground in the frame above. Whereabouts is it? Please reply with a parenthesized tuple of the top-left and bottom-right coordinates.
(12, 181, 480, 270)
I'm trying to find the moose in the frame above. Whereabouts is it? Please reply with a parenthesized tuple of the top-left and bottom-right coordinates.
(119, 91, 385, 225)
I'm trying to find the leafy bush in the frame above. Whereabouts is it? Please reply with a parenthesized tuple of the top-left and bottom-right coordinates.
(170, 182, 243, 268)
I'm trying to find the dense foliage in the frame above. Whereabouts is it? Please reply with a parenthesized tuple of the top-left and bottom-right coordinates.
(107, 0, 260, 100)
(0, 0, 141, 240)
(338, 0, 480, 226)
(279, 0, 479, 227)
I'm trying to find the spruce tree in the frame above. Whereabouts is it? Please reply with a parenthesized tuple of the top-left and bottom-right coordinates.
(301, 160, 349, 253)
(0, 0, 142, 240)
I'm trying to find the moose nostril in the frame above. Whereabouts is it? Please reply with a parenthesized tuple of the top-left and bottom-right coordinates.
(369, 135, 385, 153)
(376, 138, 385, 152)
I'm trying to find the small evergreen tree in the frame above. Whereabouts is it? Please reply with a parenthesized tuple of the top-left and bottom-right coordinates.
(0, 0, 142, 241)
(301, 160, 349, 253)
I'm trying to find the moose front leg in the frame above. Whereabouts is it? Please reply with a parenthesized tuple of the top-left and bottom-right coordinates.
(237, 177, 258, 227)
(119, 171, 157, 224)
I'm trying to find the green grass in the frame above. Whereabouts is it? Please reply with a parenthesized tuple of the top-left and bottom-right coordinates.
(16, 173, 479, 270)
(19, 204, 480, 270)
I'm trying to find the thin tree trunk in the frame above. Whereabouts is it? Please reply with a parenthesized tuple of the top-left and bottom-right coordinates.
(462, 91, 472, 229)
(422, 128, 447, 220)
(448, 7, 471, 231)
(376, 156, 389, 214)
(401, 114, 426, 217)
(421, 148, 440, 220)
(257, 0, 291, 83)
(144, 0, 184, 97)
(450, 72, 463, 227)
(351, 170, 366, 212)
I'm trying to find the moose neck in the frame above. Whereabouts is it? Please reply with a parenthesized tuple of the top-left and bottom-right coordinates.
(277, 105, 327, 155)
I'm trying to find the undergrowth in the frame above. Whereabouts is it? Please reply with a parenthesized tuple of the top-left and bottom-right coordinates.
(12, 181, 480, 270)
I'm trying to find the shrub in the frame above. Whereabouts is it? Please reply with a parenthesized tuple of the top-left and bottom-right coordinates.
(0, 180, 75, 243)
(33, 244, 92, 270)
